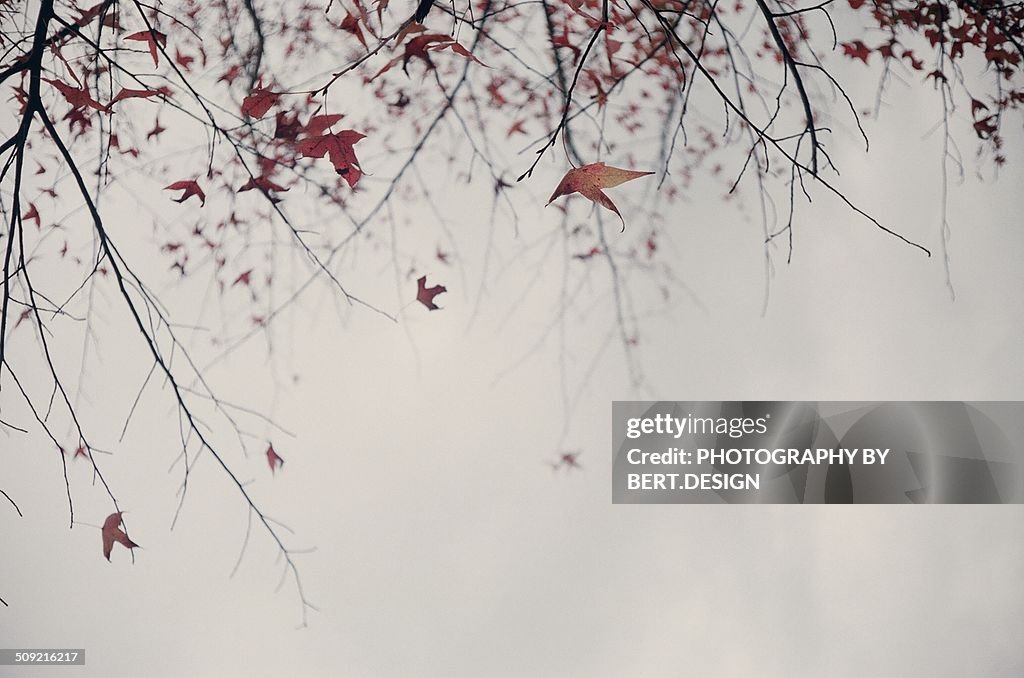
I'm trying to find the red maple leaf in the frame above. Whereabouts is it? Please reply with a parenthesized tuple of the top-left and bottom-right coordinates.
(218, 64, 242, 84)
(374, 33, 484, 78)
(22, 203, 41, 227)
(125, 29, 168, 67)
(547, 162, 654, 230)
(241, 83, 279, 118)
(146, 118, 166, 140)
(416, 275, 447, 310)
(302, 114, 345, 137)
(266, 443, 284, 474)
(841, 40, 871, 64)
(295, 130, 366, 188)
(101, 512, 139, 561)
(339, 13, 367, 49)
(174, 48, 194, 71)
(108, 87, 165, 107)
(45, 78, 106, 111)
(506, 119, 528, 137)
(973, 115, 997, 139)
(274, 111, 302, 140)
(73, 444, 89, 460)
(549, 450, 583, 471)
(238, 175, 288, 194)
(559, 451, 583, 469)
(233, 269, 253, 287)
(164, 180, 206, 206)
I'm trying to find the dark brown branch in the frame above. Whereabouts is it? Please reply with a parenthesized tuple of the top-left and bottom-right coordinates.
(755, 0, 820, 174)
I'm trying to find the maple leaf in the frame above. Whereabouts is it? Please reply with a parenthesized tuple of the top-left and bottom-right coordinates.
(175, 48, 194, 71)
(973, 115, 997, 139)
(549, 450, 583, 471)
(101, 512, 139, 561)
(274, 111, 302, 140)
(507, 119, 528, 137)
(164, 180, 206, 206)
(76, 2, 110, 26)
(108, 87, 164, 107)
(302, 114, 345, 137)
(547, 162, 654, 230)
(218, 65, 242, 84)
(241, 83, 279, 118)
(125, 29, 168, 67)
(22, 203, 41, 228)
(374, 33, 484, 78)
(559, 451, 583, 469)
(339, 13, 367, 49)
(146, 118, 166, 140)
(266, 443, 284, 474)
(586, 71, 609, 109)
(416, 275, 446, 310)
(15, 308, 32, 328)
(233, 269, 253, 287)
(45, 78, 106, 111)
(841, 40, 871, 64)
(238, 175, 288, 194)
(295, 130, 366, 188)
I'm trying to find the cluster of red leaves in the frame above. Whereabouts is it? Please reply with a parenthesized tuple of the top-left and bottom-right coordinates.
(7, 0, 1020, 335)
(845, 0, 1023, 164)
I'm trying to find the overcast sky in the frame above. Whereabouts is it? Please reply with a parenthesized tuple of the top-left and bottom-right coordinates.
(2, 12, 1023, 677)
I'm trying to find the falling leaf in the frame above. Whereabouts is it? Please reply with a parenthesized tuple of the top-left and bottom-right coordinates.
(164, 180, 206, 206)
(547, 162, 654, 230)
(266, 444, 284, 474)
(101, 512, 139, 561)
(416, 275, 446, 310)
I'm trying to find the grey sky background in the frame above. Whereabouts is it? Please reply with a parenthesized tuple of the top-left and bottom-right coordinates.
(2, 11, 1023, 677)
